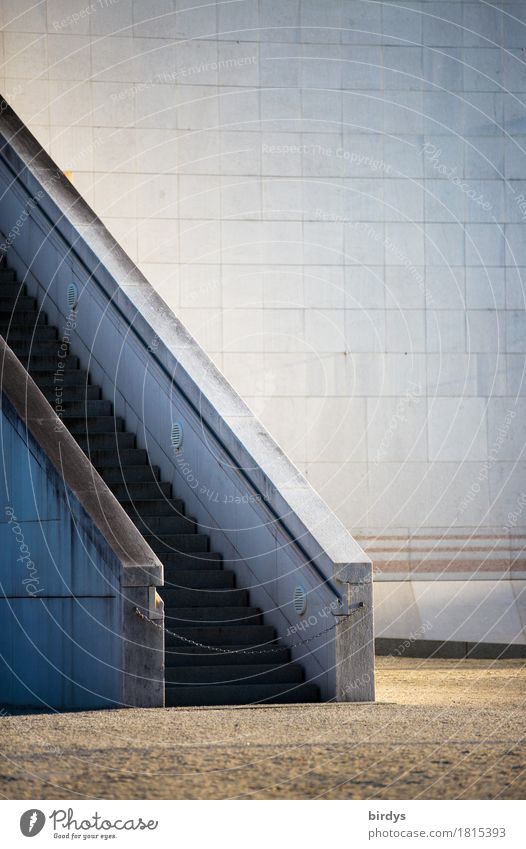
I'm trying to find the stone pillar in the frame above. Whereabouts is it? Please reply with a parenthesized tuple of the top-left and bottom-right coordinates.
(334, 563, 375, 702)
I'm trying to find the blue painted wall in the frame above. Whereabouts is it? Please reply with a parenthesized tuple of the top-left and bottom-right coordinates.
(0, 394, 125, 709)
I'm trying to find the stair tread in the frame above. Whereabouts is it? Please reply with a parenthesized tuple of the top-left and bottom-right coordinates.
(99, 465, 160, 482)
(0, 313, 45, 323)
(0, 297, 37, 309)
(23, 355, 79, 366)
(29, 371, 89, 384)
(165, 682, 319, 706)
(165, 606, 259, 614)
(1, 326, 57, 338)
(165, 625, 276, 648)
(161, 587, 244, 605)
(89, 449, 148, 464)
(144, 532, 204, 542)
(162, 571, 234, 588)
(163, 556, 223, 573)
(165, 646, 290, 666)
(166, 663, 304, 684)
(74, 433, 135, 447)
(164, 607, 261, 624)
(132, 516, 196, 533)
(120, 498, 184, 515)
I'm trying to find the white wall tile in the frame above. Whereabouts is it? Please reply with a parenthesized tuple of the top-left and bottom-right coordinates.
(426, 222, 465, 265)
(466, 310, 506, 353)
(425, 266, 465, 309)
(260, 42, 301, 87)
(426, 309, 466, 352)
(222, 266, 264, 309)
(137, 217, 178, 263)
(3, 0, 47, 32)
(305, 308, 345, 353)
(342, 1, 382, 46)
(465, 268, 506, 309)
(487, 398, 526, 462)
(133, 0, 178, 39)
(342, 46, 383, 91)
(3, 32, 47, 79)
(304, 266, 344, 309)
(346, 266, 385, 309)
(300, 0, 342, 44)
(506, 310, 526, 353)
(217, 0, 259, 41)
(427, 353, 478, 397)
(345, 309, 385, 352)
(222, 176, 262, 220)
(174, 0, 217, 40)
(179, 174, 220, 219)
(136, 173, 179, 218)
(385, 309, 426, 353)
(428, 398, 487, 462)
(260, 88, 302, 133)
(259, 0, 300, 43)
(505, 267, 526, 310)
(367, 395, 428, 462)
(47, 0, 92, 35)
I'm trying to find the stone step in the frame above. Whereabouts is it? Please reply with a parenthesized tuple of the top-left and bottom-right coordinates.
(58, 400, 112, 416)
(62, 415, 124, 434)
(165, 682, 319, 706)
(0, 311, 46, 325)
(41, 385, 100, 402)
(74, 431, 136, 450)
(1, 325, 57, 340)
(119, 497, 184, 517)
(166, 663, 303, 685)
(29, 369, 89, 386)
(164, 645, 291, 667)
(88, 448, 148, 466)
(161, 550, 221, 566)
(0, 268, 16, 281)
(131, 514, 195, 534)
(163, 570, 234, 589)
(164, 551, 223, 582)
(0, 283, 26, 297)
(160, 586, 246, 607)
(107, 480, 171, 500)
(98, 464, 160, 483)
(165, 624, 275, 648)
(164, 606, 261, 625)
(0, 295, 37, 311)
(163, 557, 223, 577)
(9, 338, 66, 355)
(19, 354, 79, 370)
(144, 533, 209, 554)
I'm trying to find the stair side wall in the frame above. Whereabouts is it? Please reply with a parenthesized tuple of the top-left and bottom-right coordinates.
(0, 393, 163, 709)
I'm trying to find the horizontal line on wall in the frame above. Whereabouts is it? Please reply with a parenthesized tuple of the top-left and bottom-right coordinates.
(373, 572, 526, 582)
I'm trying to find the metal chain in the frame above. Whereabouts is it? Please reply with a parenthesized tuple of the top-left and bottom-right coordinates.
(134, 604, 362, 656)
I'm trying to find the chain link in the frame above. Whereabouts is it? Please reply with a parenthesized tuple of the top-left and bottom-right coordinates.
(134, 604, 362, 656)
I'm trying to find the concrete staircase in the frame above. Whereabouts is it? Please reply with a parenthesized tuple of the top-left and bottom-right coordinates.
(0, 265, 318, 706)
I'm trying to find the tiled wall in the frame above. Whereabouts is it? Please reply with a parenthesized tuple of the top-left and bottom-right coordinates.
(1, 0, 525, 571)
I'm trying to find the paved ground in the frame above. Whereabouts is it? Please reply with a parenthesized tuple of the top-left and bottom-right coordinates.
(1, 658, 525, 799)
